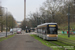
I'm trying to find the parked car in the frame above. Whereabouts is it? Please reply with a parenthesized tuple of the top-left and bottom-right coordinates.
(10, 29, 13, 33)
(17, 30, 22, 34)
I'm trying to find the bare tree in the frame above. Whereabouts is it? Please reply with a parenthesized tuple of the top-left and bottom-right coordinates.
(40, 0, 64, 22)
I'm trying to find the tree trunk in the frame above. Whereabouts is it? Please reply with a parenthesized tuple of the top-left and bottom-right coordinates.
(9, 27, 10, 30)
(1, 23, 3, 32)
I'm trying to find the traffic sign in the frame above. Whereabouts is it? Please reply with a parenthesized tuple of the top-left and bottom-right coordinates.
(26, 26, 27, 28)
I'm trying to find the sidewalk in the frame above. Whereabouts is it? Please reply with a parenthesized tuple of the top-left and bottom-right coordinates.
(0, 32, 53, 50)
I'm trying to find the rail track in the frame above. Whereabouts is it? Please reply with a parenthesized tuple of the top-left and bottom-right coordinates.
(58, 37, 75, 46)
(49, 41, 70, 50)
(48, 37, 75, 50)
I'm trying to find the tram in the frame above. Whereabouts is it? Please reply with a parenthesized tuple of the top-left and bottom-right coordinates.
(37, 23, 58, 40)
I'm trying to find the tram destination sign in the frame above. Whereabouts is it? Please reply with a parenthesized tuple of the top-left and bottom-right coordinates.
(49, 25, 56, 27)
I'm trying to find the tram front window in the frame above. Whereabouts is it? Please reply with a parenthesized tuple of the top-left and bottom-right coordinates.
(49, 28, 57, 34)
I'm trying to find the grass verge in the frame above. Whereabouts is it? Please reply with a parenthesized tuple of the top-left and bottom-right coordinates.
(30, 34, 64, 50)
(0, 34, 16, 42)
(58, 34, 75, 41)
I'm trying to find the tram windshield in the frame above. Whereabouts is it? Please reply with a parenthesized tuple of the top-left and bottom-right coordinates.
(49, 27, 57, 34)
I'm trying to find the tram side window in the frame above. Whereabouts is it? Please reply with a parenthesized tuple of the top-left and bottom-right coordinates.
(40, 29, 42, 33)
(37, 28, 41, 33)
(39, 29, 41, 33)
(38, 29, 39, 33)
(42, 28, 45, 34)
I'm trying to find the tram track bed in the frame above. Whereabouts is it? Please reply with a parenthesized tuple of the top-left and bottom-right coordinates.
(58, 37, 75, 43)
(49, 41, 74, 50)
(58, 34, 75, 41)
(31, 34, 75, 50)
(58, 37, 75, 46)
(49, 41, 68, 50)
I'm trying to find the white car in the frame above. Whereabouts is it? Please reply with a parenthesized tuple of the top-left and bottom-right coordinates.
(10, 29, 13, 33)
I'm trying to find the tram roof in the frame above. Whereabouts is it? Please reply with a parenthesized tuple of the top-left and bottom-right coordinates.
(37, 23, 57, 27)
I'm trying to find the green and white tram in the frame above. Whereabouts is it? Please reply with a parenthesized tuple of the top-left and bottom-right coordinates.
(37, 23, 58, 40)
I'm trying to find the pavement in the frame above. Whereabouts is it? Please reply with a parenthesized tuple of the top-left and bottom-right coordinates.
(0, 31, 53, 50)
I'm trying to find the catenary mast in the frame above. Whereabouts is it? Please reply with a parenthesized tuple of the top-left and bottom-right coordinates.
(24, 0, 26, 20)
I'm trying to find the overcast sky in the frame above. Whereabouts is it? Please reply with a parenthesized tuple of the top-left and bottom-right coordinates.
(1, 0, 45, 21)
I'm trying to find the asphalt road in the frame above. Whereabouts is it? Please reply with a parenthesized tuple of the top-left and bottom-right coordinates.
(0, 32, 13, 38)
(0, 31, 53, 50)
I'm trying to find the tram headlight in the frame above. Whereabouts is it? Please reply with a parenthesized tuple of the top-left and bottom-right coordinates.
(47, 35, 49, 37)
(56, 35, 58, 37)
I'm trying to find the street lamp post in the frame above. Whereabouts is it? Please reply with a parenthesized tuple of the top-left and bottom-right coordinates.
(0, 7, 2, 32)
(68, 4, 70, 37)
(12, 17, 13, 35)
(6, 8, 7, 37)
